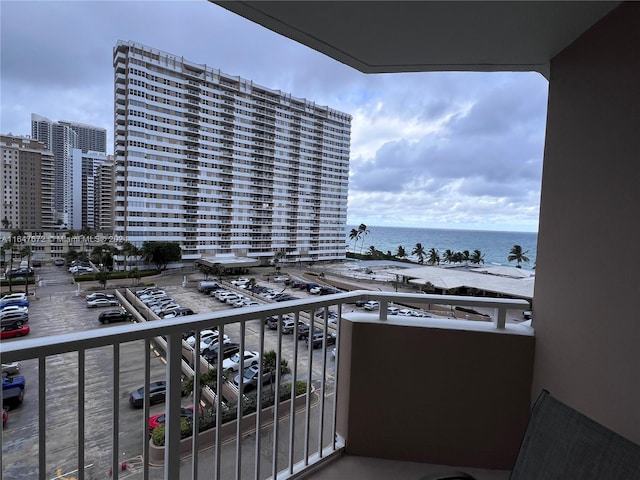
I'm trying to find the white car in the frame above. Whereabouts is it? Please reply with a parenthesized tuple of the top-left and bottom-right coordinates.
(186, 329, 223, 348)
(364, 301, 379, 311)
(309, 286, 322, 295)
(0, 305, 29, 317)
(199, 334, 230, 353)
(2, 362, 21, 376)
(231, 278, 249, 286)
(86, 293, 115, 302)
(223, 350, 260, 372)
(1, 293, 27, 303)
(86, 298, 119, 308)
(398, 309, 414, 316)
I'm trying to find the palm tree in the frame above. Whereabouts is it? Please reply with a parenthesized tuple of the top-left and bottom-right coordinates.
(442, 249, 455, 264)
(411, 243, 426, 264)
(461, 250, 471, 265)
(508, 245, 530, 268)
(395, 246, 407, 259)
(426, 248, 440, 265)
(470, 249, 485, 265)
(357, 224, 370, 255)
(348, 228, 360, 253)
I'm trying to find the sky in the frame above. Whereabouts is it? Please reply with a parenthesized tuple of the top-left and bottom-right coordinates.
(1, 1, 549, 233)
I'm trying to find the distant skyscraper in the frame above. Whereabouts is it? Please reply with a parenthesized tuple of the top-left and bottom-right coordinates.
(113, 40, 351, 263)
(59, 120, 107, 154)
(1, 134, 55, 230)
(31, 114, 107, 229)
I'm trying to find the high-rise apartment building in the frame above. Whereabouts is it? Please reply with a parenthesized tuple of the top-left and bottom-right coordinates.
(31, 114, 107, 228)
(59, 120, 107, 155)
(113, 40, 351, 263)
(81, 151, 115, 231)
(1, 135, 55, 230)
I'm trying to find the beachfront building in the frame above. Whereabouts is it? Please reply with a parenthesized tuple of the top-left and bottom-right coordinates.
(0, 134, 55, 230)
(112, 40, 351, 265)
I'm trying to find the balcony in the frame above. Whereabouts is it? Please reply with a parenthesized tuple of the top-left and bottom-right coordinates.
(1, 291, 532, 479)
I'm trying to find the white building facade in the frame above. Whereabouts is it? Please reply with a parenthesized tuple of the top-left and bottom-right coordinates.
(113, 40, 351, 264)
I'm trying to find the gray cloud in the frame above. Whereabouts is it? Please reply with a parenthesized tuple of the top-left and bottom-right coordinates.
(1, 1, 548, 232)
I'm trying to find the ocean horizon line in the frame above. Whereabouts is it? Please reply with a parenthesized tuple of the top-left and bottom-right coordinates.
(347, 224, 539, 235)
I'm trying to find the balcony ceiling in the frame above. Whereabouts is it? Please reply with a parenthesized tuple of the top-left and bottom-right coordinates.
(212, 1, 621, 77)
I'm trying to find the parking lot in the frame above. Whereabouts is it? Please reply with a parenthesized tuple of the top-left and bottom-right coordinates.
(1, 265, 337, 479)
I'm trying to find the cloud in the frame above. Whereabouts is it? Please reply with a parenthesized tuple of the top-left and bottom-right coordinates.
(0, 1, 548, 232)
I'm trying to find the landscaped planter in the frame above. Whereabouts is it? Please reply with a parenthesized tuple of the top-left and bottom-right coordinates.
(148, 391, 310, 464)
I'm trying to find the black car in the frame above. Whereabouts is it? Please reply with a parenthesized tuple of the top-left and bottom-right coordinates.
(31, 260, 42, 267)
(129, 381, 167, 408)
(7, 268, 34, 279)
(306, 331, 337, 349)
(203, 342, 241, 363)
(98, 310, 133, 324)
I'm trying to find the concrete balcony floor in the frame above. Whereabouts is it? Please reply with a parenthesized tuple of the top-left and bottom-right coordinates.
(308, 454, 510, 480)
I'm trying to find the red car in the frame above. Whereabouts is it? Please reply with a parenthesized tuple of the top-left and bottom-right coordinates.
(1, 325, 30, 339)
(148, 406, 199, 435)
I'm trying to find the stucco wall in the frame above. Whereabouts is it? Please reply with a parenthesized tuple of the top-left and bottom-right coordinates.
(336, 319, 534, 469)
(533, 2, 640, 444)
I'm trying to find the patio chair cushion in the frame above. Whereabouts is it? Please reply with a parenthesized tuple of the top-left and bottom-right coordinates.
(509, 390, 640, 479)
(421, 390, 640, 480)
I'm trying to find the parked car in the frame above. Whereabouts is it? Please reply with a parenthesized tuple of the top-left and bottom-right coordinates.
(222, 350, 260, 372)
(31, 259, 42, 268)
(272, 276, 289, 283)
(398, 309, 415, 316)
(306, 331, 337, 349)
(309, 286, 322, 295)
(7, 267, 34, 279)
(86, 298, 119, 308)
(297, 323, 322, 340)
(197, 281, 220, 292)
(0, 325, 30, 339)
(86, 292, 115, 302)
(199, 334, 230, 353)
(282, 319, 305, 334)
(2, 374, 26, 391)
(98, 310, 133, 324)
(523, 310, 533, 320)
(53, 258, 65, 266)
(148, 406, 197, 435)
(1, 362, 20, 376)
(364, 301, 379, 311)
(0, 305, 29, 317)
(0, 293, 29, 308)
(230, 278, 249, 286)
(203, 342, 240, 363)
(186, 329, 222, 348)
(0, 312, 29, 328)
(2, 386, 23, 410)
(69, 266, 92, 274)
(233, 365, 273, 390)
(160, 307, 194, 318)
(129, 381, 168, 408)
(387, 307, 400, 315)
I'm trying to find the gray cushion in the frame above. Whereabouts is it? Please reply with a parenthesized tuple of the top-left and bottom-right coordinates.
(510, 390, 640, 479)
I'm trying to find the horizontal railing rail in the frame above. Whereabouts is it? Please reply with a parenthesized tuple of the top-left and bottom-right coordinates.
(1, 291, 529, 480)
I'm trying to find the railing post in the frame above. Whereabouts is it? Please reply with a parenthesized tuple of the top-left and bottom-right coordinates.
(379, 300, 388, 320)
(495, 307, 506, 329)
(164, 332, 183, 479)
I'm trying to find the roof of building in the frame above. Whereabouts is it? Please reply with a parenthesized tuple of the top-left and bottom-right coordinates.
(197, 254, 261, 269)
(388, 264, 535, 300)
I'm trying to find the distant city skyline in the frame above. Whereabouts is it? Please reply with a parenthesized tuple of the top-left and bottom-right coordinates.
(1, 1, 547, 233)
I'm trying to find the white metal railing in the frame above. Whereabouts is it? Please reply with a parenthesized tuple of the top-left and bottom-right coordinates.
(0, 291, 528, 480)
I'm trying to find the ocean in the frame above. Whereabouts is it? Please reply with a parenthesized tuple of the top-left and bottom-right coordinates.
(345, 225, 537, 269)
